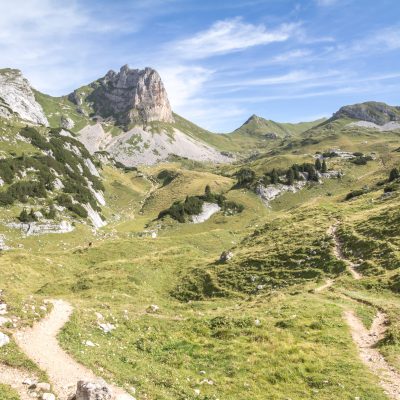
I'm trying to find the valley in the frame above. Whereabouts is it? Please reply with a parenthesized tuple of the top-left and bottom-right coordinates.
(0, 66, 400, 400)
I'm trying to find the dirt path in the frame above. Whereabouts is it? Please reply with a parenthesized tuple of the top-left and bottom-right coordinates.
(14, 300, 133, 400)
(315, 278, 334, 292)
(0, 365, 36, 400)
(329, 225, 362, 280)
(344, 310, 400, 399)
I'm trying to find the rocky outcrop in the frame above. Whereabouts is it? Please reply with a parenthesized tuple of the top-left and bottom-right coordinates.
(84, 65, 174, 126)
(61, 115, 75, 129)
(333, 102, 400, 125)
(0, 68, 48, 125)
(191, 203, 221, 223)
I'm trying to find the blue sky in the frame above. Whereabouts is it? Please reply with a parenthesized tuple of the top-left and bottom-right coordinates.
(1, 0, 400, 131)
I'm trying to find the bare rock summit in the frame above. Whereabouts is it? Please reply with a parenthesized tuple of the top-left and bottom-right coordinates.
(81, 65, 174, 126)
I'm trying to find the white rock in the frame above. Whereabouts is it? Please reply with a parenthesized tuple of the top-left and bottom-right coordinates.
(0, 303, 7, 315)
(146, 304, 160, 313)
(98, 323, 115, 333)
(0, 332, 10, 347)
(84, 340, 96, 347)
(41, 393, 55, 400)
(0, 69, 48, 125)
(191, 203, 221, 224)
(84, 204, 107, 229)
(37, 382, 51, 392)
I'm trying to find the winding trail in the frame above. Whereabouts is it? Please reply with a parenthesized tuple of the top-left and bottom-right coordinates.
(314, 278, 334, 292)
(13, 299, 133, 400)
(344, 310, 400, 399)
(329, 225, 362, 280)
(0, 365, 36, 400)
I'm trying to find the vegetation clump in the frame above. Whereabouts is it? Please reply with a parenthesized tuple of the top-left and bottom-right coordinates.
(158, 185, 243, 222)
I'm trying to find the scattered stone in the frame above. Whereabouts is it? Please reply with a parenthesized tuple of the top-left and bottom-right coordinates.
(0, 303, 7, 315)
(219, 250, 233, 263)
(0, 332, 10, 347)
(84, 340, 96, 347)
(98, 323, 116, 334)
(254, 319, 261, 326)
(146, 304, 160, 313)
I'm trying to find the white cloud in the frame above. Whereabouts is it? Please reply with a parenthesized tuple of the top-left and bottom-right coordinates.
(158, 65, 214, 108)
(170, 18, 300, 59)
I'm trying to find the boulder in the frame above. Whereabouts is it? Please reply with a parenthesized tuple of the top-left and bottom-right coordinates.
(0, 332, 10, 347)
(41, 393, 55, 400)
(61, 116, 75, 129)
(73, 381, 113, 400)
(220, 251, 233, 263)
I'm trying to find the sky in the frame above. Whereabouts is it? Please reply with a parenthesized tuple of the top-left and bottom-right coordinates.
(1, 0, 400, 132)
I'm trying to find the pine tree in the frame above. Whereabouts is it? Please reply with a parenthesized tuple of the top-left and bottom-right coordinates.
(286, 168, 295, 186)
(321, 159, 328, 173)
(315, 158, 322, 171)
(270, 169, 279, 184)
(19, 209, 29, 223)
(29, 209, 37, 221)
(389, 167, 400, 182)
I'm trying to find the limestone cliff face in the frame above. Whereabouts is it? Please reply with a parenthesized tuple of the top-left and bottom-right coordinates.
(0, 69, 48, 125)
(83, 65, 174, 126)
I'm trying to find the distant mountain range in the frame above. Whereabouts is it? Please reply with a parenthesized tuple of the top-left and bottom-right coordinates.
(0, 66, 400, 166)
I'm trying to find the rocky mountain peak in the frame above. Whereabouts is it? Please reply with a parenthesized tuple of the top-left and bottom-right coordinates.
(82, 65, 174, 126)
(332, 101, 400, 125)
(0, 68, 48, 125)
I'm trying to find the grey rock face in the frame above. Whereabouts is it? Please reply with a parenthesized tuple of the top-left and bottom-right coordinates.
(333, 102, 400, 125)
(86, 65, 174, 126)
(0, 69, 48, 125)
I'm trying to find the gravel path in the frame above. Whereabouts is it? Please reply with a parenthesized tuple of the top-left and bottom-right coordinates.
(329, 225, 362, 280)
(344, 310, 400, 399)
(314, 278, 334, 292)
(0, 365, 36, 400)
(14, 299, 133, 400)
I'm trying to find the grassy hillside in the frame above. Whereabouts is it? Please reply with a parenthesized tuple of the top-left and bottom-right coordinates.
(1, 109, 400, 399)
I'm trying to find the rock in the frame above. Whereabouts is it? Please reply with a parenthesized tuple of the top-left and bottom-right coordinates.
(98, 323, 115, 333)
(41, 393, 55, 400)
(0, 304, 7, 315)
(7, 221, 74, 236)
(146, 304, 159, 313)
(0, 332, 10, 347)
(83, 65, 174, 126)
(191, 202, 221, 224)
(84, 340, 96, 347)
(84, 204, 107, 229)
(151, 231, 157, 239)
(37, 383, 51, 392)
(0, 69, 48, 125)
(61, 116, 75, 129)
(74, 381, 113, 400)
(220, 250, 233, 263)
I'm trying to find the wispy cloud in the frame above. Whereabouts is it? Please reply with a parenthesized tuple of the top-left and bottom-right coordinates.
(170, 18, 300, 59)
(315, 0, 339, 6)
